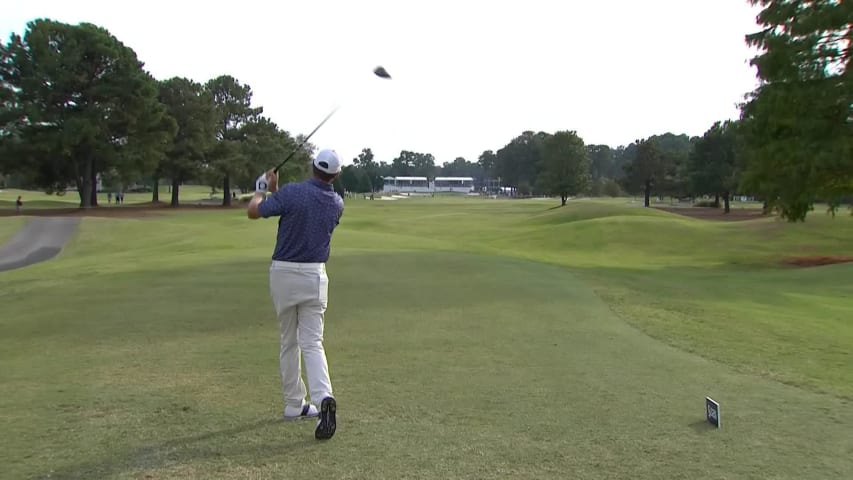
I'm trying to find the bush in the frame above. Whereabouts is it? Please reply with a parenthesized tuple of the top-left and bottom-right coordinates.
(694, 200, 719, 208)
(588, 178, 625, 197)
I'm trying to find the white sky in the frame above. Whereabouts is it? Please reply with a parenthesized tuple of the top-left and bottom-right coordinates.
(2, 0, 763, 166)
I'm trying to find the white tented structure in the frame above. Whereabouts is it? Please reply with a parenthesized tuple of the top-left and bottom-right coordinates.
(433, 177, 475, 193)
(382, 176, 431, 194)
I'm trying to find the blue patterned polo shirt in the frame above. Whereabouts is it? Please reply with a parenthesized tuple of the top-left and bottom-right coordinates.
(257, 178, 344, 263)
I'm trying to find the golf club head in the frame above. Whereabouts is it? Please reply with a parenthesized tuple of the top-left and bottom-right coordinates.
(373, 66, 391, 79)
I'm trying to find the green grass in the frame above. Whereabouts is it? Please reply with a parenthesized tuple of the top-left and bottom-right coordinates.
(0, 216, 27, 244)
(1, 195, 852, 479)
(0, 185, 217, 209)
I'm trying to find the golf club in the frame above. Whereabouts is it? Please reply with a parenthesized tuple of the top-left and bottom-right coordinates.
(272, 66, 391, 174)
(273, 105, 340, 174)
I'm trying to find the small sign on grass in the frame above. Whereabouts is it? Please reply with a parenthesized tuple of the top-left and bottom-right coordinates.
(706, 397, 721, 429)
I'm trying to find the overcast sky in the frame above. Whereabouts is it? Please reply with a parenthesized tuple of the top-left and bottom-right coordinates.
(3, 0, 764, 166)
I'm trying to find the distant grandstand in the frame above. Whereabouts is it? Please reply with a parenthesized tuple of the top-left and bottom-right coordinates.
(382, 176, 431, 194)
(382, 176, 475, 194)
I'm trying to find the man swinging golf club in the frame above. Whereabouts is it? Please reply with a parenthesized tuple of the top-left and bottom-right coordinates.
(247, 149, 344, 440)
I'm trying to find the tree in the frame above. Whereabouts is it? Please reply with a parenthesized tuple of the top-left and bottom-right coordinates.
(478, 150, 497, 179)
(157, 77, 215, 206)
(611, 144, 637, 180)
(738, 0, 853, 221)
(339, 165, 361, 193)
(412, 152, 437, 178)
(390, 150, 415, 176)
(237, 116, 304, 194)
(352, 148, 380, 192)
(537, 130, 590, 206)
(391, 150, 436, 177)
(587, 145, 613, 181)
(0, 41, 22, 175)
(648, 133, 692, 198)
(440, 157, 482, 178)
(1, 19, 174, 207)
(288, 132, 316, 181)
(624, 138, 667, 207)
(688, 121, 739, 213)
(496, 131, 549, 194)
(205, 75, 262, 206)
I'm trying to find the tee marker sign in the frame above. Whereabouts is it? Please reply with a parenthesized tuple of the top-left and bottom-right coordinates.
(706, 397, 721, 429)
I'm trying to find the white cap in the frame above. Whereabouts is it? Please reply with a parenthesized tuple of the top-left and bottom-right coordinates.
(313, 149, 342, 174)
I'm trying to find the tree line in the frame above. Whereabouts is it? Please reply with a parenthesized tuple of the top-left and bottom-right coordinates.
(2, 0, 851, 221)
(338, 129, 726, 210)
(0, 19, 311, 207)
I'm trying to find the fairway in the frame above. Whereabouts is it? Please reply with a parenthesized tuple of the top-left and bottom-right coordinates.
(1, 197, 852, 479)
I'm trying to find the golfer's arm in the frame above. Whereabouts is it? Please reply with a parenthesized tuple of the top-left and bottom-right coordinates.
(247, 193, 266, 219)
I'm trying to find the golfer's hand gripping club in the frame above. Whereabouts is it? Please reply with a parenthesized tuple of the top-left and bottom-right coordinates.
(255, 171, 277, 195)
(255, 173, 269, 194)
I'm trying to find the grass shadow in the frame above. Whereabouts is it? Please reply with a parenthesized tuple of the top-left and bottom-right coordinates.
(688, 420, 718, 435)
(37, 417, 323, 480)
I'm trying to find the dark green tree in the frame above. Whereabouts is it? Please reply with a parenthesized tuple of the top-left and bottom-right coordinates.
(339, 165, 361, 193)
(352, 148, 380, 192)
(157, 77, 215, 206)
(648, 133, 692, 198)
(390, 150, 436, 177)
(237, 116, 305, 194)
(440, 157, 482, 178)
(624, 138, 667, 207)
(496, 131, 549, 194)
(390, 150, 416, 176)
(477, 150, 497, 179)
(413, 152, 437, 178)
(587, 145, 613, 181)
(611, 144, 637, 180)
(536, 130, 590, 206)
(738, 0, 852, 221)
(688, 121, 739, 212)
(205, 75, 262, 206)
(1, 19, 174, 207)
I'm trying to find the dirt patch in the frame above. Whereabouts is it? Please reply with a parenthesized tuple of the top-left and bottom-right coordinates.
(781, 256, 853, 268)
(653, 206, 766, 222)
(0, 202, 243, 218)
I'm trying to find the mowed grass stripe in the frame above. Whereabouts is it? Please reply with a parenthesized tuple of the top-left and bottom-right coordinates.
(1, 252, 851, 479)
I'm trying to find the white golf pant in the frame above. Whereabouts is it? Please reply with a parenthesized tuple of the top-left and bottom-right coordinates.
(269, 260, 333, 409)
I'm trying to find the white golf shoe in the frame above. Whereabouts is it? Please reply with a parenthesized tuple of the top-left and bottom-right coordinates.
(284, 403, 319, 421)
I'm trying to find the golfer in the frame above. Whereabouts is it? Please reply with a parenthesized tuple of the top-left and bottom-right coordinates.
(247, 149, 344, 440)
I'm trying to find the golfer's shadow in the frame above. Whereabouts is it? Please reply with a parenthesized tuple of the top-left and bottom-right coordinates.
(41, 417, 319, 479)
(159, 418, 280, 447)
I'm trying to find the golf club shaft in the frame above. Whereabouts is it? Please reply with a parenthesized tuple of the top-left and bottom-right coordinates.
(274, 106, 340, 173)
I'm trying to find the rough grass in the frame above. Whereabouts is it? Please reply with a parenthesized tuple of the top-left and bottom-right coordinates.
(1, 195, 851, 479)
